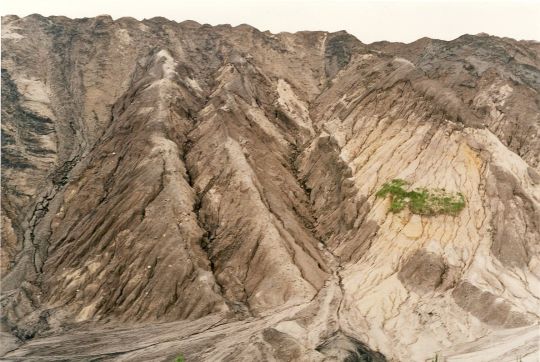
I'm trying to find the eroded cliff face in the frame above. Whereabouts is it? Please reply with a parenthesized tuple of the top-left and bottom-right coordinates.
(1, 15, 539, 361)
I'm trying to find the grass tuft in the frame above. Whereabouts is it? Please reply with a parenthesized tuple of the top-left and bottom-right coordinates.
(376, 179, 465, 216)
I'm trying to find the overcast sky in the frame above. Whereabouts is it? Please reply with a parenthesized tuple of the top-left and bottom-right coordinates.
(2, 0, 539, 43)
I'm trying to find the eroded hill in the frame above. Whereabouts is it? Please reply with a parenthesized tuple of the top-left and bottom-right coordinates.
(1, 15, 539, 361)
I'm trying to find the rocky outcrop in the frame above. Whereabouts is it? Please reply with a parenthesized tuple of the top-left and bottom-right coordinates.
(1, 15, 539, 361)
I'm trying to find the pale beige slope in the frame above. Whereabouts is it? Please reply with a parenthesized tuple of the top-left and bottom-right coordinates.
(300, 53, 540, 361)
(370, 34, 540, 168)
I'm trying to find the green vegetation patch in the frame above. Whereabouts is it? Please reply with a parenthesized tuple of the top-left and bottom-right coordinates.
(376, 179, 465, 216)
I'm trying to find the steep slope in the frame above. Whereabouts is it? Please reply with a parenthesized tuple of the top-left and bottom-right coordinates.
(1, 15, 539, 361)
(302, 53, 539, 360)
(370, 34, 540, 167)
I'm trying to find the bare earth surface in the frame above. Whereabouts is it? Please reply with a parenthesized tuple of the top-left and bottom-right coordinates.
(1, 15, 539, 361)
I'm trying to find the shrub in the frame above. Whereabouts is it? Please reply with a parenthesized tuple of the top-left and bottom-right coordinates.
(376, 179, 465, 216)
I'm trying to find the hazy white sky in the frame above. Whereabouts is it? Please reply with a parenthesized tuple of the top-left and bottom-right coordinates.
(1, 0, 539, 43)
